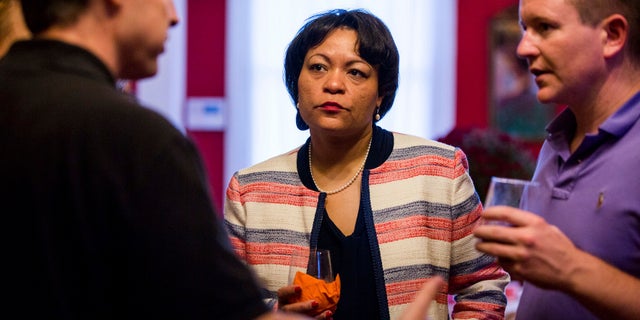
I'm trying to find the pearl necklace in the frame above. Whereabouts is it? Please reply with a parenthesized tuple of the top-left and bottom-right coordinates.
(308, 137, 372, 195)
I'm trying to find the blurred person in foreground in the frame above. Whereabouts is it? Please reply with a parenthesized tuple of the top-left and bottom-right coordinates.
(224, 8, 509, 320)
(0, 0, 308, 319)
(474, 0, 640, 319)
(0, 0, 30, 56)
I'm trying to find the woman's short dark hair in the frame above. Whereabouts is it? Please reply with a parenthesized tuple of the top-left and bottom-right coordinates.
(284, 9, 400, 130)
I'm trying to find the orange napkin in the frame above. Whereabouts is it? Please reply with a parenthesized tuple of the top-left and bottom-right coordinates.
(292, 271, 341, 313)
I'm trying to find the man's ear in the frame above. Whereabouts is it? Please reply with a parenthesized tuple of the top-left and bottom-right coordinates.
(601, 14, 628, 58)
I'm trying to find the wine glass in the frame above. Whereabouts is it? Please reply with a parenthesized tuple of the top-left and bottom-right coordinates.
(307, 249, 334, 282)
(484, 176, 538, 225)
(289, 249, 334, 283)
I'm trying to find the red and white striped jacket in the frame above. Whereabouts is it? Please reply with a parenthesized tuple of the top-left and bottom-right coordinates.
(225, 126, 509, 320)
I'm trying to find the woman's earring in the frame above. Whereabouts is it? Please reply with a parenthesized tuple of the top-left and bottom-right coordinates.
(375, 107, 381, 121)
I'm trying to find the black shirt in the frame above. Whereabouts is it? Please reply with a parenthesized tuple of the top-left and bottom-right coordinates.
(318, 207, 380, 319)
(0, 40, 268, 319)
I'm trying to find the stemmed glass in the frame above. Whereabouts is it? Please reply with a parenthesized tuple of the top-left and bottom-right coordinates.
(484, 176, 538, 225)
(289, 249, 334, 283)
(307, 249, 334, 282)
(483, 177, 537, 314)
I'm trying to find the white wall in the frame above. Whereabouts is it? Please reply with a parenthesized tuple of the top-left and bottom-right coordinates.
(130, 0, 459, 189)
(225, 0, 457, 184)
(136, 0, 187, 132)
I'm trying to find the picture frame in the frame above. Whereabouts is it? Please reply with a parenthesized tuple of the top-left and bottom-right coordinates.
(488, 5, 556, 142)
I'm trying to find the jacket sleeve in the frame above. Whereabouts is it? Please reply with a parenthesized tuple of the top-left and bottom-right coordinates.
(127, 135, 269, 320)
(224, 172, 279, 309)
(224, 173, 249, 260)
(448, 148, 510, 320)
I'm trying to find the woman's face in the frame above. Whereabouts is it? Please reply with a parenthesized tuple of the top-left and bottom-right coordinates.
(297, 27, 383, 137)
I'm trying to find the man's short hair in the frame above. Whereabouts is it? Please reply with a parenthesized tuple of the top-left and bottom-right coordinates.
(568, 0, 640, 63)
(21, 0, 89, 34)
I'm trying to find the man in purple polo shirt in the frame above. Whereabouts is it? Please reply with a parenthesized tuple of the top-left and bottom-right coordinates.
(473, 0, 640, 319)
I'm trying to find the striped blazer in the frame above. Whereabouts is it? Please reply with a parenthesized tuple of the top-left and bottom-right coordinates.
(224, 126, 509, 319)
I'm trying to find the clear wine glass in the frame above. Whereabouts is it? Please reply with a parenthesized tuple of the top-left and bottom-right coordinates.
(484, 176, 538, 225)
(289, 249, 334, 283)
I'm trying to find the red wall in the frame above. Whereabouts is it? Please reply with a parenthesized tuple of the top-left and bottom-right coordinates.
(457, 0, 549, 158)
(186, 0, 226, 213)
(186, 0, 520, 213)
(456, 0, 518, 128)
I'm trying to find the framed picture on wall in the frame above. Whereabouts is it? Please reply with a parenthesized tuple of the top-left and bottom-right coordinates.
(488, 5, 556, 142)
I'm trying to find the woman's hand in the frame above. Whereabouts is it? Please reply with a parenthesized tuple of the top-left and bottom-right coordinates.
(277, 285, 333, 319)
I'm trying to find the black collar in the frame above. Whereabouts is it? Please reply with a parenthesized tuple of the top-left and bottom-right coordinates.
(4, 39, 116, 86)
(297, 125, 394, 191)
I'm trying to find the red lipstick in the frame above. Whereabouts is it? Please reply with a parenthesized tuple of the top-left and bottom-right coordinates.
(319, 102, 344, 112)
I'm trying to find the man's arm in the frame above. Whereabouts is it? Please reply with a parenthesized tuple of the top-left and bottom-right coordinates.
(128, 134, 270, 319)
(563, 248, 640, 320)
(475, 206, 640, 320)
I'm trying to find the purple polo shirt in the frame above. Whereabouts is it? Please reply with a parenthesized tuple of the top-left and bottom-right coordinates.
(516, 92, 640, 320)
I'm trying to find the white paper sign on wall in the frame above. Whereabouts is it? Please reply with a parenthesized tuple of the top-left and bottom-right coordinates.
(185, 97, 226, 131)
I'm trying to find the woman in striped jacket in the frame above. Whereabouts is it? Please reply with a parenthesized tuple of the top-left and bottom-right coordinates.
(225, 9, 509, 320)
